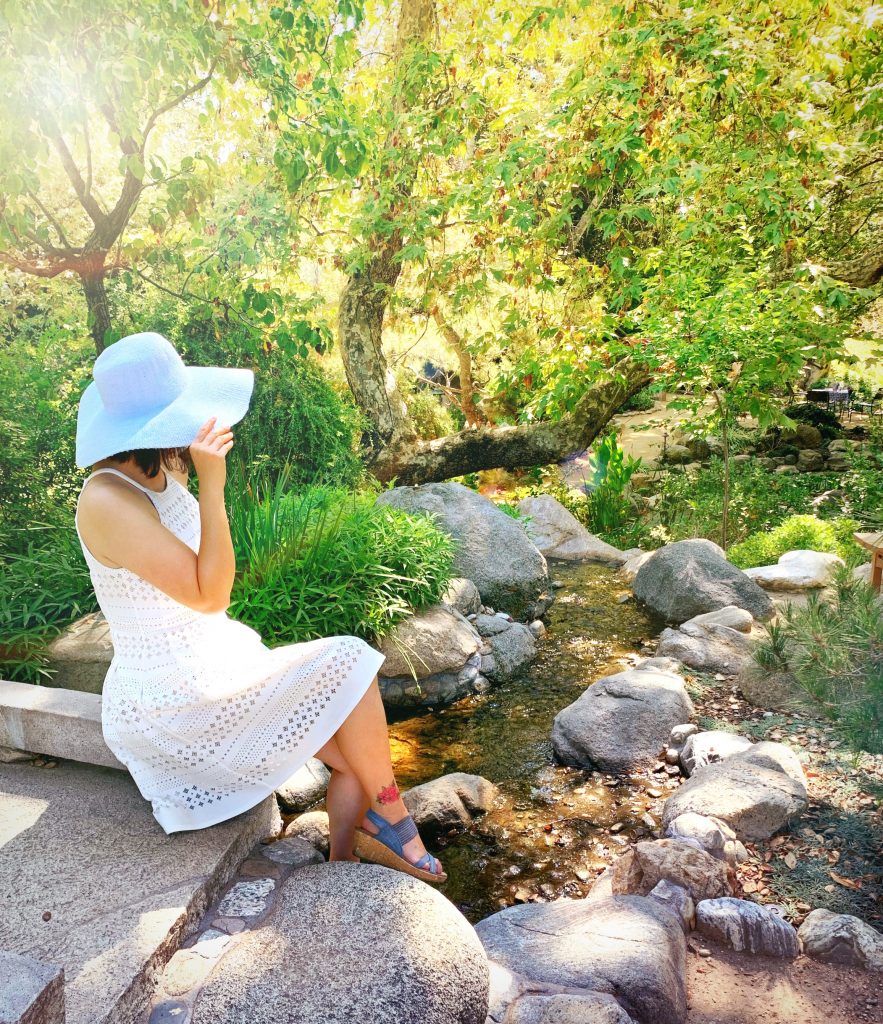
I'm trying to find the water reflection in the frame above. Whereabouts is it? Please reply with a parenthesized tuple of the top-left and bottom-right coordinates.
(389, 561, 666, 921)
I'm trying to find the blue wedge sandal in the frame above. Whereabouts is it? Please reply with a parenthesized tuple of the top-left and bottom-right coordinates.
(353, 808, 447, 884)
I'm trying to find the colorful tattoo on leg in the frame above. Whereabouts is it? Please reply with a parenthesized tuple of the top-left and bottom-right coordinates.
(377, 782, 399, 805)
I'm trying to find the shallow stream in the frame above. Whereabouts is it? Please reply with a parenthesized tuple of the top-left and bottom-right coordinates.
(389, 561, 667, 922)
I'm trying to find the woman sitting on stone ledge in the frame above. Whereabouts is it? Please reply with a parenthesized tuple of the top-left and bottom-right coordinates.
(73, 331, 445, 882)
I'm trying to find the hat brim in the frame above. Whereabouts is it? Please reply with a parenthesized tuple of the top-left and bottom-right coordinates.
(76, 366, 255, 469)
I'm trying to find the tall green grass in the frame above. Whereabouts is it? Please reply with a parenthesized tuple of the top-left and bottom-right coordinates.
(228, 468, 455, 644)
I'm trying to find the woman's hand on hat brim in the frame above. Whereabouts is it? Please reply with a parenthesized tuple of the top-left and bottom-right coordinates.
(190, 417, 234, 492)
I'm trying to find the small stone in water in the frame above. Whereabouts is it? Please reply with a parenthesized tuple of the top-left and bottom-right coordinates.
(698, 948, 712, 958)
(647, 788, 663, 798)
(610, 821, 626, 833)
(641, 812, 656, 829)
(575, 869, 591, 882)
(506, 865, 522, 876)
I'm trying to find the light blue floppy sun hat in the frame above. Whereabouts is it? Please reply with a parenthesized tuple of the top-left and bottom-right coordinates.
(76, 332, 254, 468)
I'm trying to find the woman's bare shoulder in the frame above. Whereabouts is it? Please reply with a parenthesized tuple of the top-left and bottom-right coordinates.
(78, 474, 159, 523)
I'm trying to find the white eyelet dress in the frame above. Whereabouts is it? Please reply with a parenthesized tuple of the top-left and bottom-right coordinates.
(75, 468, 385, 834)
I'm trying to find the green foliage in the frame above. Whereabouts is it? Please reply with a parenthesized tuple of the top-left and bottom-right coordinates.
(165, 315, 365, 488)
(755, 570, 883, 754)
(0, 528, 96, 682)
(781, 403, 843, 440)
(840, 445, 883, 530)
(228, 471, 455, 645)
(621, 385, 660, 413)
(623, 460, 842, 551)
(583, 432, 642, 538)
(728, 515, 862, 569)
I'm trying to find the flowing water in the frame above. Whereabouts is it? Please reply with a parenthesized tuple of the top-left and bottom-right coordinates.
(389, 560, 667, 922)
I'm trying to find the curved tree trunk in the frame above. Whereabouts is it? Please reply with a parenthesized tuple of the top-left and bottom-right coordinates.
(431, 307, 485, 427)
(336, 0, 650, 485)
(371, 357, 651, 485)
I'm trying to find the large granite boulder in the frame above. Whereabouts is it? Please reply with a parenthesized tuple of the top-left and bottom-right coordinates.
(661, 744, 808, 840)
(798, 909, 883, 970)
(696, 898, 800, 958)
(744, 550, 844, 591)
(403, 772, 498, 832)
(376, 482, 549, 618)
(376, 604, 485, 708)
(609, 839, 731, 904)
(633, 540, 774, 624)
(191, 863, 489, 1024)
(552, 666, 693, 773)
(516, 495, 627, 563)
(477, 895, 687, 1024)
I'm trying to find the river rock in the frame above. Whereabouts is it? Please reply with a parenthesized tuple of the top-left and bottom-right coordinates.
(275, 758, 331, 813)
(552, 668, 694, 773)
(797, 909, 883, 970)
(744, 550, 844, 590)
(683, 606, 754, 632)
(695, 897, 800, 958)
(663, 444, 692, 465)
(661, 746, 807, 840)
(516, 496, 627, 563)
(440, 577, 483, 616)
(610, 839, 731, 904)
(647, 880, 696, 932)
(665, 813, 737, 860)
(477, 895, 687, 1024)
(378, 604, 480, 678)
(737, 665, 800, 711)
(797, 449, 825, 472)
(403, 772, 498, 831)
(283, 811, 330, 854)
(679, 731, 754, 776)
(656, 619, 756, 675)
(262, 836, 325, 869)
(376, 482, 549, 618)
(620, 550, 653, 583)
(633, 540, 774, 624)
(190, 863, 489, 1024)
(483, 622, 537, 680)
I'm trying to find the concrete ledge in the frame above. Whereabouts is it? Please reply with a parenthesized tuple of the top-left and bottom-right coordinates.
(1, 761, 280, 1024)
(45, 613, 111, 694)
(0, 680, 124, 771)
(0, 950, 64, 1024)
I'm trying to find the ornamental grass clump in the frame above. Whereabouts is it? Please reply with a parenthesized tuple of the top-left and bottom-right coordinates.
(756, 569, 883, 755)
(228, 469, 455, 646)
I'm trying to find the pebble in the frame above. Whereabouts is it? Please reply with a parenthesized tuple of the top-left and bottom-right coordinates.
(148, 999, 190, 1023)
(216, 878, 275, 918)
(698, 948, 712, 958)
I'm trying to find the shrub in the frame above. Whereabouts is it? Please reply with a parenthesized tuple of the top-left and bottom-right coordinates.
(781, 402, 843, 439)
(0, 527, 96, 681)
(728, 515, 862, 568)
(228, 472, 455, 645)
(621, 385, 658, 413)
(755, 569, 883, 754)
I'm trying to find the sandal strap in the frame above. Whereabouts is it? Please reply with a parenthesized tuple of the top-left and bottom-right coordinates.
(392, 813, 419, 847)
(364, 808, 404, 856)
(415, 852, 440, 875)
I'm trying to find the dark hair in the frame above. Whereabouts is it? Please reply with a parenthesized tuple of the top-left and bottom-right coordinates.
(108, 448, 190, 479)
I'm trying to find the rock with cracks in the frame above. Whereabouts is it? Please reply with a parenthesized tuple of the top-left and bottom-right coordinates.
(679, 731, 754, 776)
(476, 894, 687, 1024)
(552, 667, 693, 773)
(376, 482, 549, 618)
(632, 540, 774, 624)
(609, 839, 731, 904)
(190, 863, 489, 1024)
(696, 897, 799, 958)
(275, 758, 331, 813)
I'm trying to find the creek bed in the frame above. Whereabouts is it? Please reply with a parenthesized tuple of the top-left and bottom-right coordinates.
(389, 560, 667, 922)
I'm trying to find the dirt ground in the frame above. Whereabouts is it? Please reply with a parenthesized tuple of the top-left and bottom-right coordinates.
(686, 939, 883, 1024)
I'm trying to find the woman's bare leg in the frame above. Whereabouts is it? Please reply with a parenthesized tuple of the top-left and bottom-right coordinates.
(314, 737, 368, 862)
(331, 677, 442, 873)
